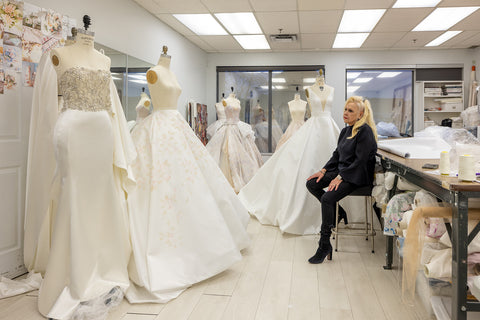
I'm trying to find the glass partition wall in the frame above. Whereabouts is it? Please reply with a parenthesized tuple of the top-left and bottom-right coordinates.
(346, 69, 414, 136)
(217, 66, 324, 153)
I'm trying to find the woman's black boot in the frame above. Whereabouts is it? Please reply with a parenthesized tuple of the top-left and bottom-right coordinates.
(308, 234, 332, 264)
(337, 206, 348, 225)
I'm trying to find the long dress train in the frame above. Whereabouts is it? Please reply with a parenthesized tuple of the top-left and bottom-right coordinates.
(238, 86, 339, 235)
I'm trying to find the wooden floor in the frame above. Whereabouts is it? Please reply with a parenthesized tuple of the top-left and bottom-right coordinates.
(0, 218, 431, 320)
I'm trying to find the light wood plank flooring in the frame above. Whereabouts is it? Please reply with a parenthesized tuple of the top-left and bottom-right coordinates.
(0, 218, 431, 320)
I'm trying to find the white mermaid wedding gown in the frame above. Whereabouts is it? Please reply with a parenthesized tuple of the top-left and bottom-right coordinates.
(238, 86, 339, 235)
(126, 65, 250, 303)
(206, 96, 263, 193)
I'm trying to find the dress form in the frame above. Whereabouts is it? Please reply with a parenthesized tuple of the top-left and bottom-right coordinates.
(51, 29, 110, 77)
(306, 75, 333, 111)
(288, 94, 307, 119)
(146, 54, 181, 110)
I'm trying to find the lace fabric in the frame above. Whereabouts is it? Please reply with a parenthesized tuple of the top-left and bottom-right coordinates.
(59, 67, 112, 114)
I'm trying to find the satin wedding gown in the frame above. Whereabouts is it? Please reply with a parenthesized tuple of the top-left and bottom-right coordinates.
(275, 98, 306, 151)
(38, 66, 135, 319)
(238, 86, 339, 235)
(206, 97, 263, 193)
(126, 69, 250, 303)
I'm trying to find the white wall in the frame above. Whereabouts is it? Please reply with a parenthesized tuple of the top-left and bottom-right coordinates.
(207, 49, 477, 130)
(28, 0, 208, 116)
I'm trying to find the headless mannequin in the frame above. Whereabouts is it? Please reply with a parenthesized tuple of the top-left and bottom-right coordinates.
(225, 92, 240, 108)
(146, 53, 182, 110)
(136, 92, 151, 120)
(288, 93, 307, 119)
(50, 30, 110, 79)
(305, 74, 333, 112)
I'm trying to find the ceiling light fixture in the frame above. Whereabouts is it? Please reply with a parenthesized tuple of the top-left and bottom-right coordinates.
(338, 9, 386, 33)
(413, 7, 479, 31)
(333, 33, 369, 48)
(346, 72, 361, 79)
(234, 35, 270, 50)
(347, 86, 360, 92)
(215, 12, 262, 34)
(377, 72, 402, 78)
(272, 78, 286, 83)
(392, 0, 441, 8)
(303, 78, 316, 83)
(353, 77, 373, 83)
(426, 30, 462, 46)
(173, 14, 227, 35)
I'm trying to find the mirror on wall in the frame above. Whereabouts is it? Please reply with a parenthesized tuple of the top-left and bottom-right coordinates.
(217, 66, 323, 153)
(95, 43, 153, 122)
(346, 69, 414, 137)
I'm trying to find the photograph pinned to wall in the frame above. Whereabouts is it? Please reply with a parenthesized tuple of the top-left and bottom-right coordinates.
(22, 60, 36, 87)
(0, 69, 4, 94)
(41, 9, 64, 51)
(3, 31, 21, 47)
(4, 68, 17, 90)
(23, 2, 42, 30)
(1, 0, 23, 36)
(4, 44, 21, 71)
(194, 103, 208, 145)
(22, 26, 42, 63)
(0, 43, 3, 66)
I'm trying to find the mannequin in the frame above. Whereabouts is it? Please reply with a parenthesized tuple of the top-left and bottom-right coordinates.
(128, 89, 152, 131)
(38, 15, 134, 320)
(275, 90, 307, 151)
(306, 70, 332, 112)
(126, 45, 249, 304)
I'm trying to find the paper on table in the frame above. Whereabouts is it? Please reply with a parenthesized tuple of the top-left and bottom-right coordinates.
(378, 137, 451, 159)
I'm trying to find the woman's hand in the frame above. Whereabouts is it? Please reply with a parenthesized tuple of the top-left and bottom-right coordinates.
(308, 170, 325, 183)
(327, 177, 342, 191)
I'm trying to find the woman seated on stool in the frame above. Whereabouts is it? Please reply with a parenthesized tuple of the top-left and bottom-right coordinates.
(306, 96, 377, 264)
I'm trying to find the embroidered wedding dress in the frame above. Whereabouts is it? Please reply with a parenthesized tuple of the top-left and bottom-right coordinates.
(125, 56, 250, 304)
(37, 66, 136, 319)
(206, 95, 263, 193)
(206, 100, 255, 141)
(238, 85, 340, 235)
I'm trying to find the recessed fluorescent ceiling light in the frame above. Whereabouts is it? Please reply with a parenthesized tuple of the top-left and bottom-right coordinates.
(413, 7, 479, 31)
(333, 33, 369, 48)
(275, 86, 287, 90)
(377, 72, 402, 78)
(273, 78, 286, 83)
(338, 10, 386, 32)
(215, 13, 262, 34)
(234, 35, 270, 50)
(347, 86, 360, 92)
(393, 0, 441, 8)
(426, 30, 462, 46)
(353, 77, 373, 83)
(130, 80, 148, 84)
(303, 78, 316, 83)
(173, 14, 227, 35)
(347, 72, 361, 79)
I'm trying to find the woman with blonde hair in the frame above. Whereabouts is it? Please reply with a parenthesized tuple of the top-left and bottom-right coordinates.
(306, 96, 377, 264)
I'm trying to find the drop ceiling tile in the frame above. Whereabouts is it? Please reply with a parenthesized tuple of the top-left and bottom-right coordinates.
(155, 14, 196, 36)
(439, 0, 480, 6)
(256, 12, 300, 34)
(299, 11, 343, 34)
(200, 0, 253, 12)
(440, 30, 478, 47)
(345, 0, 394, 9)
(362, 32, 406, 48)
(133, 0, 164, 14)
(250, 0, 297, 12)
(374, 8, 433, 32)
(199, 35, 244, 50)
(186, 35, 217, 52)
(151, 0, 209, 13)
(393, 31, 443, 48)
(298, 0, 345, 10)
(451, 10, 480, 31)
(457, 32, 480, 47)
(301, 33, 336, 49)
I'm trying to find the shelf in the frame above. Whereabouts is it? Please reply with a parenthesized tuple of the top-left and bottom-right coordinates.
(424, 95, 463, 98)
(424, 110, 462, 113)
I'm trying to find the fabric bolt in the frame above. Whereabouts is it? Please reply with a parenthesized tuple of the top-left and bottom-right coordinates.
(206, 97, 263, 193)
(238, 86, 339, 235)
(383, 192, 416, 236)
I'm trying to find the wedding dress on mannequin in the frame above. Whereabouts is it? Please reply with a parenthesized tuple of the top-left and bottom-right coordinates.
(128, 91, 151, 131)
(251, 103, 282, 152)
(206, 93, 263, 193)
(126, 49, 250, 304)
(275, 93, 307, 151)
(36, 28, 136, 320)
(238, 77, 339, 235)
(206, 97, 255, 141)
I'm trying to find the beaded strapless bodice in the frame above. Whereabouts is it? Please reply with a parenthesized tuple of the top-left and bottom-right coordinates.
(215, 102, 227, 121)
(59, 67, 112, 114)
(225, 102, 241, 124)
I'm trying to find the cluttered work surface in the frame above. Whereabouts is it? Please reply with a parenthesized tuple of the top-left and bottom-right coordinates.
(377, 148, 480, 320)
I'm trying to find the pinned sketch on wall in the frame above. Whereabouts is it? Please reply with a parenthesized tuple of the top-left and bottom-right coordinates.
(4, 68, 16, 90)
(22, 26, 42, 63)
(22, 60, 36, 86)
(4, 44, 21, 71)
(0, 69, 4, 94)
(23, 2, 42, 30)
(1, 0, 23, 36)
